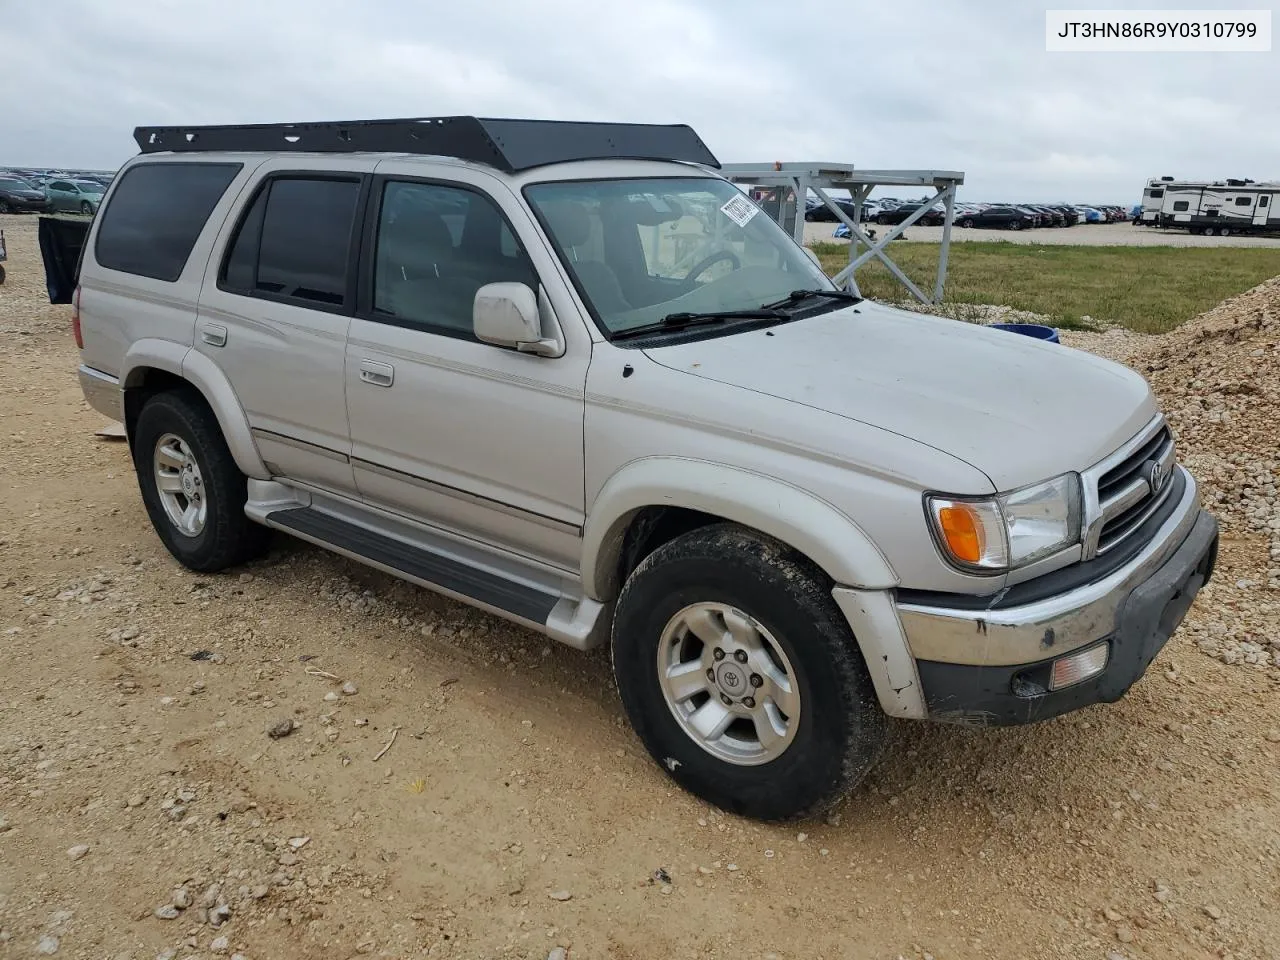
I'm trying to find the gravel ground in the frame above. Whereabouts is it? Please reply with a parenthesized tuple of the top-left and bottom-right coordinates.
(1, 212, 1279, 959)
(805, 221, 1280, 248)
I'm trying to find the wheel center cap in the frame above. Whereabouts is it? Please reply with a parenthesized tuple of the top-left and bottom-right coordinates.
(181, 472, 196, 497)
(714, 661, 748, 699)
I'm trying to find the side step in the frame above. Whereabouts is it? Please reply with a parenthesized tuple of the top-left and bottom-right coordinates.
(267, 506, 559, 626)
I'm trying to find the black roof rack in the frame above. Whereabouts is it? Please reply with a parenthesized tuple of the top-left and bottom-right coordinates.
(132, 116, 720, 173)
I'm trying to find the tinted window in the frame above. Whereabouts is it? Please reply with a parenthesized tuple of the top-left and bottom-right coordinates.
(95, 162, 241, 281)
(372, 181, 536, 337)
(1172, 201, 1190, 211)
(1235, 196, 1251, 206)
(221, 177, 360, 307)
(1149, 189, 1164, 198)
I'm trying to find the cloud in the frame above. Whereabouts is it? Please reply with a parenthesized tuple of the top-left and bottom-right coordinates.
(5, 0, 1277, 202)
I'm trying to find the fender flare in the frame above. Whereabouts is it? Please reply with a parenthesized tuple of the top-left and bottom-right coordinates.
(582, 457, 898, 601)
(121, 339, 269, 479)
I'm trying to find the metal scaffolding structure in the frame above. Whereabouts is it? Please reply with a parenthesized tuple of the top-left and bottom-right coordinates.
(720, 163, 965, 304)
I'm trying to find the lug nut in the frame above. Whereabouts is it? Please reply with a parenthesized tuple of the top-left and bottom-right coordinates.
(706, 668, 716, 681)
(713, 648, 725, 661)
(742, 696, 756, 709)
(749, 674, 763, 688)
(734, 650, 748, 664)
(720, 694, 732, 706)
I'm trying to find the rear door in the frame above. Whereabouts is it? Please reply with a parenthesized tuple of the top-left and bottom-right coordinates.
(196, 159, 374, 493)
(46, 180, 73, 212)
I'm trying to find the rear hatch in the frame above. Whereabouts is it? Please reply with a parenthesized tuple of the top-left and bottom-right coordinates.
(38, 215, 90, 304)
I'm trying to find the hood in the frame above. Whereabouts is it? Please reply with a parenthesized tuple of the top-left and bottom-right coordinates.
(643, 302, 1157, 490)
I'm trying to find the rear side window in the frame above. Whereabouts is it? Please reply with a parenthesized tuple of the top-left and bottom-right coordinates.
(220, 176, 361, 308)
(95, 162, 241, 281)
(1172, 200, 1190, 211)
(1235, 196, 1252, 206)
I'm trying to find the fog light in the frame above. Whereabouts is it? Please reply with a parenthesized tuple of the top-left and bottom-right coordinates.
(1049, 643, 1109, 691)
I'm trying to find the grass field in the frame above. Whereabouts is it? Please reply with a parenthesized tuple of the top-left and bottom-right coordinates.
(811, 241, 1280, 334)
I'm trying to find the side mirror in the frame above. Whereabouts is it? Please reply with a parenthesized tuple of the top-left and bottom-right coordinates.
(473, 282, 557, 356)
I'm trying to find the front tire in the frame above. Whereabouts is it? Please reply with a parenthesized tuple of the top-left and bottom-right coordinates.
(962, 218, 974, 228)
(611, 524, 885, 821)
(1010, 220, 1022, 230)
(80, 201, 93, 216)
(133, 389, 270, 572)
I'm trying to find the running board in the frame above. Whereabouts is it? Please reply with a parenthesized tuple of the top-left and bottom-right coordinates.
(255, 502, 608, 649)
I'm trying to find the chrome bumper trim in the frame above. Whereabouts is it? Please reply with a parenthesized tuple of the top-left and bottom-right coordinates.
(78, 364, 123, 422)
(898, 466, 1202, 666)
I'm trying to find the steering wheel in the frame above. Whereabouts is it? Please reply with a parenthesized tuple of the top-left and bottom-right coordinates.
(683, 250, 741, 285)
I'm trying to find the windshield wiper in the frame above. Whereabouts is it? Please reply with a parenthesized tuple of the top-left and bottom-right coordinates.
(611, 308, 789, 341)
(761, 289, 863, 310)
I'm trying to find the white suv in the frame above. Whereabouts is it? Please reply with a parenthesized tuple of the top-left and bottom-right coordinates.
(49, 117, 1218, 820)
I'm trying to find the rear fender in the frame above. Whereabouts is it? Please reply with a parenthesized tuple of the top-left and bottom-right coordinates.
(122, 339, 268, 479)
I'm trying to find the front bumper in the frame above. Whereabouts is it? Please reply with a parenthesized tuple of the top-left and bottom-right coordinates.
(3, 197, 50, 212)
(898, 467, 1218, 725)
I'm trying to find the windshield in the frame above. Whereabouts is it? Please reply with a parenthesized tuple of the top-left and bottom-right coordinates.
(525, 177, 833, 335)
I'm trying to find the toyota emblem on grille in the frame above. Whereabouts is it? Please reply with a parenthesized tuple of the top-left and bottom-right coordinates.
(1144, 459, 1168, 493)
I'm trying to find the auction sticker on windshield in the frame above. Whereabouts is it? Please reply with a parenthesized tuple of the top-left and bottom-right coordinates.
(719, 193, 759, 228)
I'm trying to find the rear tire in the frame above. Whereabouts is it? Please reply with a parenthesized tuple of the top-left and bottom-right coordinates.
(1010, 220, 1022, 231)
(1218, 227, 1231, 237)
(611, 524, 885, 821)
(133, 389, 270, 572)
(962, 218, 974, 228)
(0, 200, 10, 214)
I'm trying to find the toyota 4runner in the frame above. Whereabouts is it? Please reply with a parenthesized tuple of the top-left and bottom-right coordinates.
(47, 117, 1218, 820)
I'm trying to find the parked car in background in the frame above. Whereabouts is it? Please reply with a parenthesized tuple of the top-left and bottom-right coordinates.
(877, 203, 944, 226)
(958, 205, 1037, 230)
(44, 179, 106, 215)
(0, 175, 52, 213)
(1080, 207, 1104, 223)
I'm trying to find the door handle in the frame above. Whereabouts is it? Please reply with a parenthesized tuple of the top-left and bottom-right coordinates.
(200, 323, 227, 347)
(358, 359, 395, 387)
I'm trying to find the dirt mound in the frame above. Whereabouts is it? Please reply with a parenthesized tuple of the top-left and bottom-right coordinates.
(1131, 276, 1280, 665)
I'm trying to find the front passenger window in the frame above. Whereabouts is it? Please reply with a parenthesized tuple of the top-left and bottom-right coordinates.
(372, 181, 537, 339)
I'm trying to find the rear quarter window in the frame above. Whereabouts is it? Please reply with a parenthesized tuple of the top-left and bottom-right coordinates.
(95, 162, 242, 281)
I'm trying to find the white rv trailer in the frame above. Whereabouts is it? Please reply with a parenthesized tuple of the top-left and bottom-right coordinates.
(1158, 178, 1280, 235)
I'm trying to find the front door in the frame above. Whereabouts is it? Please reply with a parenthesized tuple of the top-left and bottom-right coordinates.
(1254, 194, 1271, 227)
(196, 159, 375, 493)
(344, 171, 588, 570)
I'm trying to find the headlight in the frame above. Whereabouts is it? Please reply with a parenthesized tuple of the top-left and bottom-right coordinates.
(926, 473, 1081, 573)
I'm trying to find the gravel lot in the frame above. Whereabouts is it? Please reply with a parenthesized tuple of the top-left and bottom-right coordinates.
(805, 221, 1280, 248)
(1, 213, 1278, 959)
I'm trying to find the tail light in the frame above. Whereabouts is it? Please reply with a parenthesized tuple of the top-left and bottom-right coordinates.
(72, 285, 83, 349)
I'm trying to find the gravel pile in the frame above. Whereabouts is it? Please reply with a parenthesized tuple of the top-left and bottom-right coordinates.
(1128, 276, 1280, 668)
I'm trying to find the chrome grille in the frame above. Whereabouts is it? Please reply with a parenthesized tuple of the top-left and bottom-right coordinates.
(1083, 418, 1177, 557)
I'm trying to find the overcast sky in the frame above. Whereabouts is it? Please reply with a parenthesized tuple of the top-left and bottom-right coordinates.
(6, 0, 1277, 202)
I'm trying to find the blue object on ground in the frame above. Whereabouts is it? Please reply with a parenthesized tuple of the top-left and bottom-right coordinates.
(989, 322, 1060, 343)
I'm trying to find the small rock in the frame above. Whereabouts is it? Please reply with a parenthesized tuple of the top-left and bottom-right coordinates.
(341, 681, 358, 696)
(1203, 904, 1223, 920)
(35, 935, 59, 955)
(210, 935, 230, 953)
(1104, 908, 1123, 922)
(353, 717, 369, 727)
(288, 836, 310, 849)
(277, 852, 299, 866)
(267, 719, 294, 739)
(1265, 729, 1280, 743)
(66, 844, 89, 861)
(548, 890, 572, 902)
(156, 950, 178, 960)
(726, 863, 739, 872)
(547, 949, 567, 960)
(1116, 923, 1135, 943)
(797, 832, 808, 843)
(154, 905, 180, 920)
(323, 691, 340, 702)
(172, 887, 192, 909)
(126, 794, 145, 808)
(209, 903, 231, 927)
(250, 884, 270, 900)
(652, 867, 671, 885)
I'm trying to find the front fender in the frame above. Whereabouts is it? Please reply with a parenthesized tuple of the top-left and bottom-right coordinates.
(582, 457, 898, 601)
(122, 339, 268, 480)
